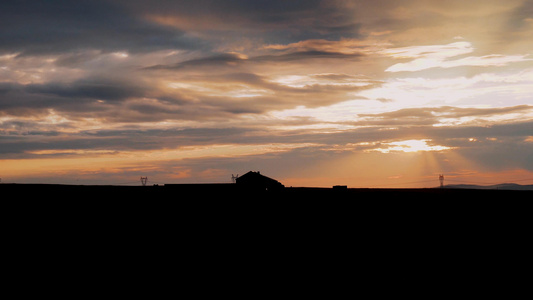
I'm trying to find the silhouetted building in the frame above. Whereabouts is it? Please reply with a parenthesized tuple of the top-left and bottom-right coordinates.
(333, 185, 347, 191)
(235, 171, 284, 191)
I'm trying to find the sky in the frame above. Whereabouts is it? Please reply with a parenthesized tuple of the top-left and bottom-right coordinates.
(1, 0, 533, 187)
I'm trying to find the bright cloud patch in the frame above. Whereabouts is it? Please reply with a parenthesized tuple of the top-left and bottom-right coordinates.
(384, 42, 531, 72)
(369, 139, 454, 153)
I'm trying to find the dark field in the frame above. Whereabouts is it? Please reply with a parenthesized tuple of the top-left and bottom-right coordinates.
(3, 183, 530, 249)
(2, 183, 531, 199)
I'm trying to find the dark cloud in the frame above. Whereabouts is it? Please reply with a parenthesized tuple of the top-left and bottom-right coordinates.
(253, 50, 364, 62)
(0, 125, 258, 157)
(0, 0, 364, 56)
(506, 0, 533, 30)
(0, 82, 65, 116)
(145, 50, 364, 72)
(0, 0, 206, 55)
(25, 78, 145, 102)
(53, 51, 105, 67)
(144, 53, 245, 70)
(121, 0, 324, 17)
(121, 0, 360, 41)
(0, 77, 149, 117)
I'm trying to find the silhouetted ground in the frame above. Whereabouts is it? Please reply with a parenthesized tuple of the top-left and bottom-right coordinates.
(2, 183, 531, 199)
(3, 183, 530, 260)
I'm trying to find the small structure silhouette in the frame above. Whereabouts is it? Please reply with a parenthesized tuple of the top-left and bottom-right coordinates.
(333, 185, 348, 191)
(140, 176, 148, 186)
(235, 171, 284, 191)
(231, 174, 239, 184)
(439, 174, 444, 188)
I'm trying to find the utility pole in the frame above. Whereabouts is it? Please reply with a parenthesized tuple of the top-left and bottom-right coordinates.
(439, 174, 444, 188)
(140, 176, 148, 186)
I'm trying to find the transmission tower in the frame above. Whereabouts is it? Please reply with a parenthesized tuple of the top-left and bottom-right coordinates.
(439, 174, 444, 188)
(140, 176, 148, 186)
(231, 174, 239, 184)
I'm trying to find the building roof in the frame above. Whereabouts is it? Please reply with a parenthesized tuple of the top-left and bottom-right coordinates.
(235, 171, 284, 189)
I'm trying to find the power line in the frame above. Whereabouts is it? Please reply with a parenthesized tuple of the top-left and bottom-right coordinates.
(366, 175, 533, 188)
(445, 178, 499, 185)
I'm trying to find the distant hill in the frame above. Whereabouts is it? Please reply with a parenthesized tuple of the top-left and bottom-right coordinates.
(445, 183, 533, 191)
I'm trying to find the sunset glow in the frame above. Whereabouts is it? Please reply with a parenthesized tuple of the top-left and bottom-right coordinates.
(1, 1, 532, 187)
(369, 140, 453, 153)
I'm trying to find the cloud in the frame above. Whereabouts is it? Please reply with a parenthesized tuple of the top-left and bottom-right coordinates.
(26, 78, 145, 102)
(5, 104, 531, 154)
(353, 105, 533, 128)
(382, 42, 474, 59)
(384, 42, 532, 72)
(144, 49, 379, 114)
(0, 0, 206, 56)
(263, 39, 383, 54)
(387, 54, 531, 73)
(0, 77, 150, 116)
(139, 0, 361, 43)
(505, 0, 533, 31)
(253, 50, 364, 62)
(366, 139, 453, 153)
(145, 53, 247, 70)
(146, 48, 365, 72)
